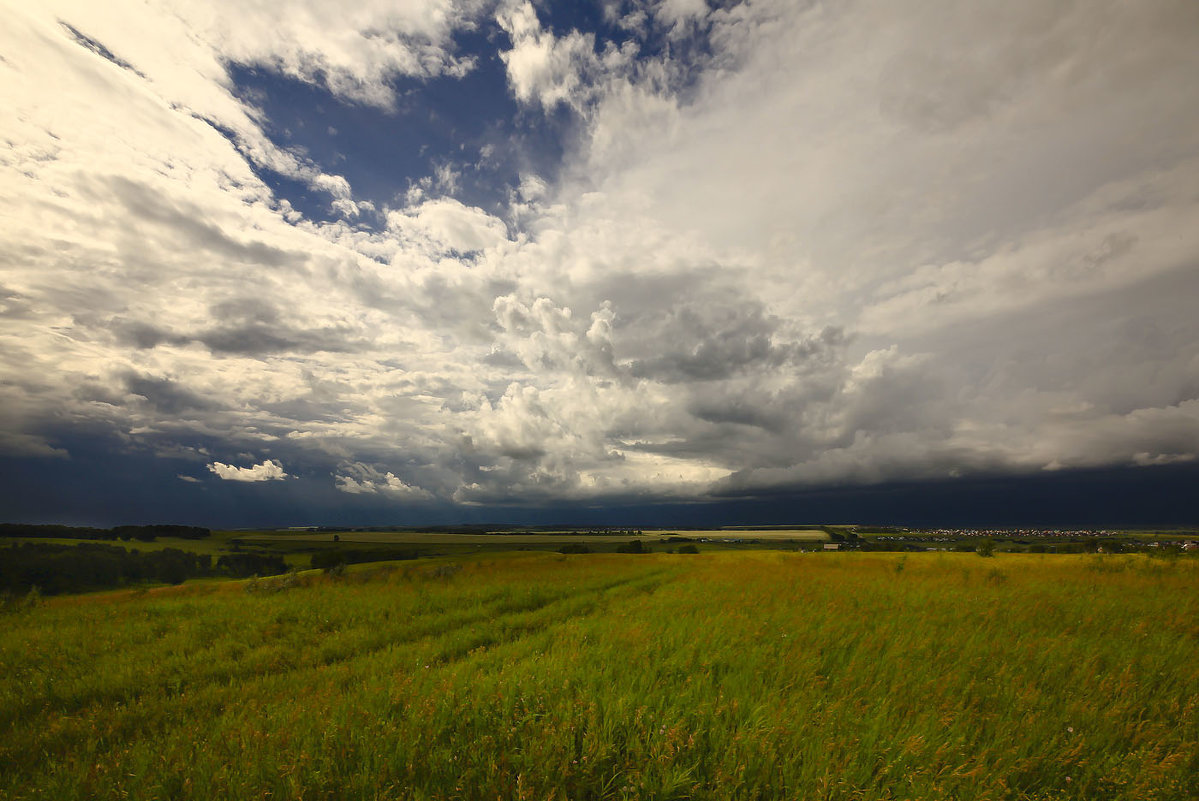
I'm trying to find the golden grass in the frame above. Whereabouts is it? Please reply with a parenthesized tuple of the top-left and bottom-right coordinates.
(2, 552, 1197, 800)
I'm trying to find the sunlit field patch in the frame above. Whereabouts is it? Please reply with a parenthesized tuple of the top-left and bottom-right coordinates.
(2, 552, 1197, 800)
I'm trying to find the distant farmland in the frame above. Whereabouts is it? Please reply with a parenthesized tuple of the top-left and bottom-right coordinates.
(239, 528, 831, 546)
(3, 551, 1197, 800)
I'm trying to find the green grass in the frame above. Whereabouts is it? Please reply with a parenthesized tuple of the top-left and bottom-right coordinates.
(2, 552, 1197, 800)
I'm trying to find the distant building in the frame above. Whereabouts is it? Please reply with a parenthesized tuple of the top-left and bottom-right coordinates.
(823, 543, 840, 551)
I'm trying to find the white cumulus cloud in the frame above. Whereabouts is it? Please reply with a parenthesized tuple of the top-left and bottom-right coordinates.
(334, 463, 434, 499)
(208, 459, 289, 482)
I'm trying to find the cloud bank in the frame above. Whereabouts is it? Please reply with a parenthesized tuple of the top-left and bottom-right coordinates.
(2, 0, 1198, 518)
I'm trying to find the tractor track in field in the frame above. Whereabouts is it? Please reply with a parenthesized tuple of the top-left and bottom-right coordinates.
(0, 566, 676, 771)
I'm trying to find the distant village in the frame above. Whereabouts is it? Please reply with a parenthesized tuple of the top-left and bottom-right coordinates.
(848, 527, 1199, 553)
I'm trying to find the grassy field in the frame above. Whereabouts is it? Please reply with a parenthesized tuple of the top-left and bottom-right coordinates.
(2, 551, 1197, 800)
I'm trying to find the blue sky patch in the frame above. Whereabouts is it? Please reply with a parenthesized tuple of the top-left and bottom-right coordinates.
(227, 20, 574, 224)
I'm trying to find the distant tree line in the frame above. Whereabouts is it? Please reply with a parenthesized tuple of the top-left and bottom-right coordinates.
(1, 542, 283, 596)
(310, 547, 419, 571)
(0, 524, 211, 541)
(214, 552, 290, 576)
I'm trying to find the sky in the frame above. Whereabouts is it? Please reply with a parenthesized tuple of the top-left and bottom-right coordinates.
(2, 0, 1198, 528)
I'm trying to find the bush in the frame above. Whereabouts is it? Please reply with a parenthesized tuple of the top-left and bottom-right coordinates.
(558, 543, 592, 554)
(1, 586, 42, 614)
(617, 540, 648, 554)
(677, 544, 700, 554)
(976, 539, 996, 558)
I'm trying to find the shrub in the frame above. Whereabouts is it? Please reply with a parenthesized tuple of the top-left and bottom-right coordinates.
(617, 540, 648, 554)
(558, 543, 592, 554)
(677, 544, 700, 554)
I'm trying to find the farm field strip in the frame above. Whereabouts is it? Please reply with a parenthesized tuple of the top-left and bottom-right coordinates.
(3, 552, 1198, 800)
(653, 529, 831, 540)
(1, 536, 234, 554)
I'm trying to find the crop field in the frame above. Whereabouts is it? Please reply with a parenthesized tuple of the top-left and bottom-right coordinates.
(655, 529, 830, 541)
(0, 535, 235, 556)
(238, 529, 830, 546)
(2, 552, 1198, 800)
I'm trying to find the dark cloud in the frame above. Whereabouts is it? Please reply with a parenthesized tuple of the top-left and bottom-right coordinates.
(481, 347, 525, 368)
(109, 315, 365, 356)
(122, 373, 220, 415)
(610, 278, 846, 384)
(626, 306, 780, 381)
(197, 323, 362, 355)
(104, 177, 301, 269)
(209, 297, 280, 324)
(60, 22, 147, 78)
(687, 396, 786, 433)
(0, 285, 34, 320)
(4, 432, 1198, 528)
(110, 320, 188, 349)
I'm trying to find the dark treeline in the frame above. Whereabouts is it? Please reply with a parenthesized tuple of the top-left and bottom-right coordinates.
(1, 542, 284, 596)
(215, 552, 290, 577)
(0, 523, 211, 541)
(297, 525, 649, 536)
(310, 547, 419, 571)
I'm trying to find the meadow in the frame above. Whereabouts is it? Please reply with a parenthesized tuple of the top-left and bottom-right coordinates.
(2, 551, 1197, 800)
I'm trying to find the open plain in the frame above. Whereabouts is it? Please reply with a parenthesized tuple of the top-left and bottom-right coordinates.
(3, 550, 1197, 800)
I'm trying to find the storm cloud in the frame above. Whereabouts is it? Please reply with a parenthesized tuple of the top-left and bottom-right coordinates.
(2, 0, 1198, 523)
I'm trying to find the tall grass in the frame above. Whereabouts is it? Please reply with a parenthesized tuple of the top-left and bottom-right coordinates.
(2, 552, 1197, 799)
